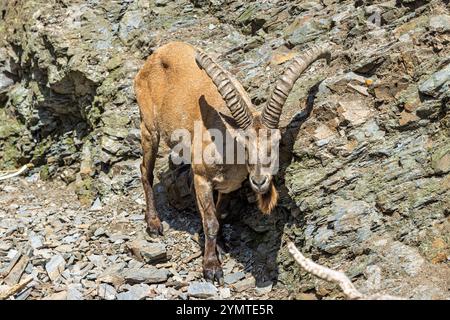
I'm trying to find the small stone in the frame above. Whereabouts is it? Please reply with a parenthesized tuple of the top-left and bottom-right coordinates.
(314, 124, 335, 146)
(0, 241, 12, 251)
(429, 15, 450, 32)
(128, 259, 145, 270)
(61, 269, 71, 280)
(94, 227, 106, 237)
(222, 259, 237, 274)
(314, 124, 335, 140)
(187, 281, 218, 299)
(127, 240, 167, 264)
(90, 198, 103, 211)
(29, 232, 44, 250)
(219, 287, 231, 299)
(98, 283, 117, 300)
(15, 286, 33, 300)
(338, 99, 371, 126)
(7, 249, 19, 260)
(347, 83, 369, 96)
(86, 273, 98, 280)
(231, 277, 256, 293)
(255, 281, 273, 296)
(62, 233, 80, 244)
(179, 292, 188, 300)
(123, 268, 170, 284)
(116, 292, 133, 300)
(364, 265, 382, 291)
(270, 50, 298, 65)
(412, 285, 446, 300)
(129, 214, 144, 221)
(101, 135, 122, 154)
(8, 204, 19, 210)
(88, 254, 106, 268)
(98, 263, 126, 286)
(224, 272, 245, 285)
(399, 110, 419, 126)
(107, 255, 120, 263)
(431, 145, 450, 175)
(0, 73, 14, 92)
(296, 293, 317, 300)
(117, 284, 150, 300)
(108, 234, 130, 243)
(419, 64, 450, 98)
(67, 284, 84, 300)
(3, 186, 17, 193)
(0, 285, 8, 294)
(162, 221, 170, 233)
(155, 0, 169, 6)
(25, 173, 40, 183)
(43, 291, 68, 300)
(285, 18, 330, 46)
(45, 254, 66, 281)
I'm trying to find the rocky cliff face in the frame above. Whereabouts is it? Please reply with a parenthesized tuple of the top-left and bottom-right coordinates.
(0, 0, 449, 299)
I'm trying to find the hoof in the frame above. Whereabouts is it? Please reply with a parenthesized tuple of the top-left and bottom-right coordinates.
(146, 217, 163, 237)
(203, 263, 224, 286)
(146, 225, 163, 237)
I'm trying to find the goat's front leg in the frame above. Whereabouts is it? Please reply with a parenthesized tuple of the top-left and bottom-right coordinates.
(193, 174, 224, 285)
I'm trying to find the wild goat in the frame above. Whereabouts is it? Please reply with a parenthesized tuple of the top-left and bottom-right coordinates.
(134, 41, 330, 284)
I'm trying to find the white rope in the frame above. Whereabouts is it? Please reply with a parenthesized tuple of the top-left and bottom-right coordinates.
(287, 242, 405, 300)
(0, 164, 33, 181)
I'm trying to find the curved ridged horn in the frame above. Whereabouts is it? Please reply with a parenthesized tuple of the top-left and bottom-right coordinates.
(196, 50, 253, 129)
(262, 44, 331, 128)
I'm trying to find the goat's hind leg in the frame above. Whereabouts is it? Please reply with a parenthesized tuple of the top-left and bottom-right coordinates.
(140, 123, 162, 236)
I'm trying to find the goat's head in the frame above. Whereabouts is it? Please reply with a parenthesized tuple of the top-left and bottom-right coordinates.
(196, 45, 331, 214)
